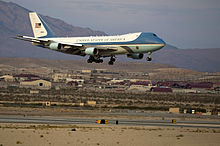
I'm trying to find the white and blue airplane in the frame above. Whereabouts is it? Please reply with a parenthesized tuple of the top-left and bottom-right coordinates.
(14, 12, 166, 65)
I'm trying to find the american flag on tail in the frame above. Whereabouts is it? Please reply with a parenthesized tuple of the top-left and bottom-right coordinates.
(35, 23, 41, 28)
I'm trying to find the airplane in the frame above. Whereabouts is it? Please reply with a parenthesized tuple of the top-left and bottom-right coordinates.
(14, 12, 166, 65)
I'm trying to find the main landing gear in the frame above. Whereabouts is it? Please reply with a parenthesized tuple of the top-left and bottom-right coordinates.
(87, 56, 103, 63)
(108, 56, 116, 65)
(87, 56, 116, 65)
(146, 52, 152, 62)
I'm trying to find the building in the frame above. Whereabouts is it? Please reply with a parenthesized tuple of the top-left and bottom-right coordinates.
(30, 90, 39, 94)
(66, 79, 84, 87)
(213, 83, 220, 92)
(14, 74, 40, 82)
(213, 83, 220, 88)
(108, 79, 125, 84)
(150, 87, 172, 92)
(20, 79, 51, 89)
(87, 101, 96, 106)
(169, 108, 180, 114)
(128, 85, 154, 92)
(127, 72, 144, 77)
(66, 81, 78, 87)
(190, 82, 213, 89)
(157, 81, 191, 89)
(81, 70, 92, 74)
(172, 88, 199, 93)
(0, 75, 14, 82)
(130, 80, 151, 86)
(92, 69, 107, 74)
(214, 87, 220, 92)
(52, 73, 68, 82)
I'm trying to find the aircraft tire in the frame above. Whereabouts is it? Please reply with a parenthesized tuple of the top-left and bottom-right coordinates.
(111, 58, 116, 62)
(108, 61, 114, 65)
(87, 59, 93, 63)
(147, 57, 152, 61)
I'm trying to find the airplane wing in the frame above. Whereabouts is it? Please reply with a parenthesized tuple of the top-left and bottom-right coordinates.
(95, 46, 118, 51)
(59, 45, 117, 57)
(13, 35, 117, 57)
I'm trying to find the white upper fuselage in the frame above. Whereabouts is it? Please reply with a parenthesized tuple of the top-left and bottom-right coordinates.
(50, 32, 141, 44)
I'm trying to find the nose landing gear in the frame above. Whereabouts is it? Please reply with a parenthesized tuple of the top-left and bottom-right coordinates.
(147, 57, 152, 61)
(146, 52, 152, 62)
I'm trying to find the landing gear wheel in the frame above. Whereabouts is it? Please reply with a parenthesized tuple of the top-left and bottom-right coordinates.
(108, 61, 114, 65)
(95, 59, 103, 63)
(110, 57, 116, 62)
(109, 56, 116, 65)
(147, 57, 152, 62)
(87, 59, 93, 63)
(88, 56, 95, 63)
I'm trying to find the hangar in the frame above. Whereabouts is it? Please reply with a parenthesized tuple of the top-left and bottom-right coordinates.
(20, 79, 51, 89)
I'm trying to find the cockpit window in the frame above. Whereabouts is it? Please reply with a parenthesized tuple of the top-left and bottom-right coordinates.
(152, 34, 157, 37)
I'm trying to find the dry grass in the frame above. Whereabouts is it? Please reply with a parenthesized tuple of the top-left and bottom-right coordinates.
(1, 123, 220, 146)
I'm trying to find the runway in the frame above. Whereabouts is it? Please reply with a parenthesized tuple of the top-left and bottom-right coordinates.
(0, 115, 220, 129)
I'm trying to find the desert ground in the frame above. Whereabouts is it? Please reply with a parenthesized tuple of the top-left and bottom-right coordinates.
(0, 123, 220, 146)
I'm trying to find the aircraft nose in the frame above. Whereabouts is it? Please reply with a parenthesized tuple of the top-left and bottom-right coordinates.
(156, 37, 166, 46)
(152, 36, 166, 50)
(161, 39, 166, 46)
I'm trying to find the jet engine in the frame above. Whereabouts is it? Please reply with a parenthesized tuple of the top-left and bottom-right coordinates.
(49, 42, 62, 50)
(85, 47, 99, 56)
(127, 53, 144, 59)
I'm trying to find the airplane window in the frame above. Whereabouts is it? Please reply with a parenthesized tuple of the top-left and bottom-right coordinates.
(152, 34, 157, 37)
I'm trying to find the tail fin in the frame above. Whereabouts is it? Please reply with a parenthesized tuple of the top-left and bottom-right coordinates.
(29, 12, 56, 38)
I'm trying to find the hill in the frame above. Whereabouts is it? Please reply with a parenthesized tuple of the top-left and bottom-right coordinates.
(152, 48, 220, 72)
(0, 0, 106, 59)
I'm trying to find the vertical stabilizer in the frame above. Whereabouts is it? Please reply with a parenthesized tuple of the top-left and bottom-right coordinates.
(29, 12, 56, 38)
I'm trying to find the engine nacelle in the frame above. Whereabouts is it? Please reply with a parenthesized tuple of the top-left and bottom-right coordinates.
(49, 42, 62, 50)
(127, 53, 144, 59)
(85, 47, 99, 56)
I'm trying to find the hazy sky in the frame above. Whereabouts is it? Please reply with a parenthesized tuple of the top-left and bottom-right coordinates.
(4, 0, 220, 49)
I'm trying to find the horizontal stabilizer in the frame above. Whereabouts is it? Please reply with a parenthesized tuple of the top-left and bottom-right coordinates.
(13, 35, 83, 47)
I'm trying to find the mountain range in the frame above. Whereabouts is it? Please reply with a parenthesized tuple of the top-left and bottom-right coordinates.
(0, 0, 219, 72)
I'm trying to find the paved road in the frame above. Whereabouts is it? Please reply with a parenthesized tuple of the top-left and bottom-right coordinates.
(0, 115, 220, 129)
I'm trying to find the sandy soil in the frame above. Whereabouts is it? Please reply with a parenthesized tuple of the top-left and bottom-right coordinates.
(0, 123, 220, 146)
